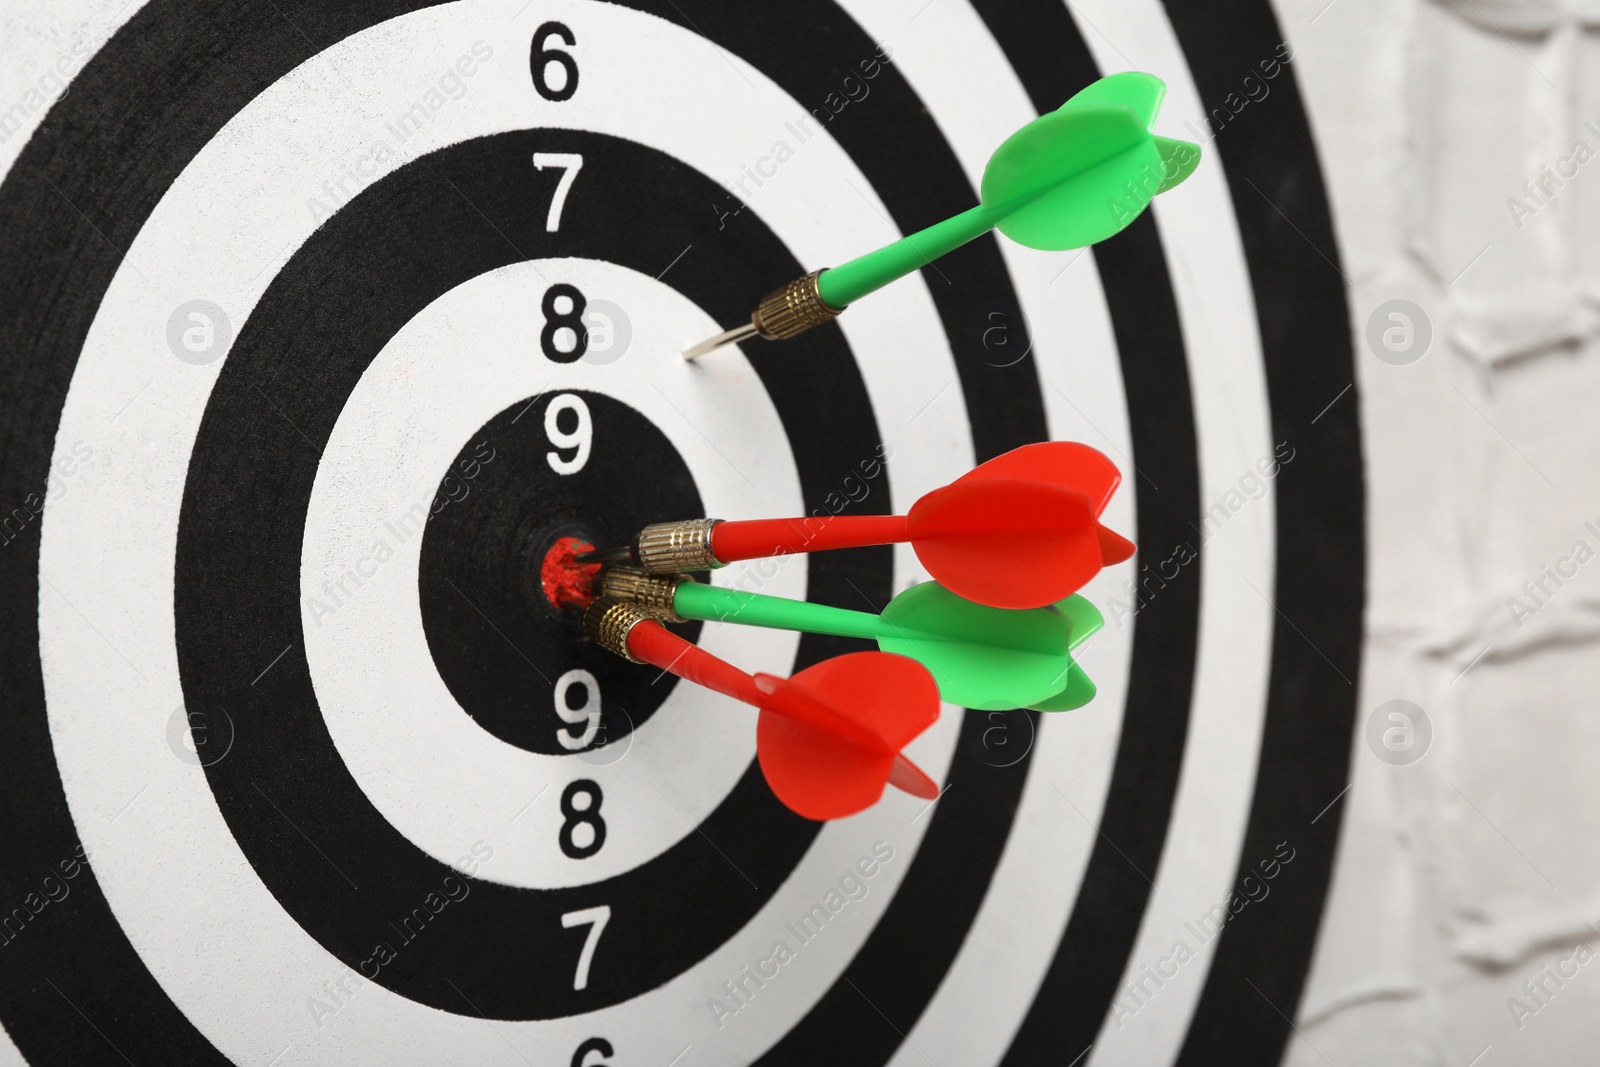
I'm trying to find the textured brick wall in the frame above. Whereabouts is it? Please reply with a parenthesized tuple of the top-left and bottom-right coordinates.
(1291, 0, 1600, 1061)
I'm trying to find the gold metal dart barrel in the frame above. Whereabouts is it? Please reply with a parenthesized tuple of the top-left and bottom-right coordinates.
(634, 518, 723, 573)
(597, 566, 687, 622)
(682, 272, 842, 359)
(750, 271, 842, 340)
(583, 597, 653, 663)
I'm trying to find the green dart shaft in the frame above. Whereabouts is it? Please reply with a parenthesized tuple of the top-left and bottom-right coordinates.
(595, 567, 1099, 712)
(674, 581, 884, 642)
(816, 201, 1007, 309)
(683, 71, 1200, 359)
(679, 202, 1012, 359)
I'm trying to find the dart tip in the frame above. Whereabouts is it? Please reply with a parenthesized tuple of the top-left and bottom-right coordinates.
(574, 545, 634, 565)
(683, 321, 759, 360)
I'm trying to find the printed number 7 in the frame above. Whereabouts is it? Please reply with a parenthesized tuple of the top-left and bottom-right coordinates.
(533, 153, 583, 232)
(561, 904, 610, 991)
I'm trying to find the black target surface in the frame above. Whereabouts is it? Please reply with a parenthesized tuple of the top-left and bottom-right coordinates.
(0, 5, 1044, 1053)
(419, 392, 704, 754)
(0, 2, 1363, 1065)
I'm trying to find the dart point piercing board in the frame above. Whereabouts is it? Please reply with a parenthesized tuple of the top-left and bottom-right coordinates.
(0, 2, 1360, 1066)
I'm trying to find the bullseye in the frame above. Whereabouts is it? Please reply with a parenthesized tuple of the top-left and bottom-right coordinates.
(542, 535, 600, 610)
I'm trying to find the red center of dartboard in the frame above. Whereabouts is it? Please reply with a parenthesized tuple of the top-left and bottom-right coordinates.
(541, 536, 601, 610)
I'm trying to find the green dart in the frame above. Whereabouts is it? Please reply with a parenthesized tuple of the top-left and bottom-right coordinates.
(684, 71, 1201, 359)
(597, 567, 1104, 712)
(1028, 593, 1102, 711)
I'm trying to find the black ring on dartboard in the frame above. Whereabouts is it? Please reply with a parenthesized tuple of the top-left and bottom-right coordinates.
(175, 129, 895, 1018)
(0, 2, 1360, 1064)
(969, 4, 1363, 1065)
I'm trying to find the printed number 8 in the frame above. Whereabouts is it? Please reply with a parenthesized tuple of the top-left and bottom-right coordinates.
(560, 780, 606, 859)
(542, 284, 588, 363)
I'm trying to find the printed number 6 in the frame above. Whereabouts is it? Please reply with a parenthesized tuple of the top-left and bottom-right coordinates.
(546, 394, 591, 475)
(531, 22, 578, 101)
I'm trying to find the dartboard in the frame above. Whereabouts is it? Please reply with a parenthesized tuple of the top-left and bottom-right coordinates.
(0, 1, 1363, 1065)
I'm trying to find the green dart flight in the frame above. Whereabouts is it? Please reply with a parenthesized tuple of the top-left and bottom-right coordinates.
(685, 71, 1201, 358)
(597, 567, 1104, 712)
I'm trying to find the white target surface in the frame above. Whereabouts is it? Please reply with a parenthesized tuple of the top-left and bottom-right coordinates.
(0, 0, 1364, 1065)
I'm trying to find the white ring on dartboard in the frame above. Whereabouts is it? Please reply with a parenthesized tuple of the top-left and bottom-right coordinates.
(303, 258, 804, 888)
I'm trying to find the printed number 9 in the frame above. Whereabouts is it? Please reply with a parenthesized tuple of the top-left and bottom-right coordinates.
(546, 394, 591, 475)
(555, 669, 601, 750)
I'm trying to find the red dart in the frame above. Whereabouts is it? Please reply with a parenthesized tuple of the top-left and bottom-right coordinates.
(577, 442, 1134, 610)
(584, 597, 941, 821)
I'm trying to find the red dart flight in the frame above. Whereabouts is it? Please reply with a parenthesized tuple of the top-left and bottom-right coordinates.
(920, 440, 1135, 608)
(580, 441, 1135, 610)
(584, 597, 941, 821)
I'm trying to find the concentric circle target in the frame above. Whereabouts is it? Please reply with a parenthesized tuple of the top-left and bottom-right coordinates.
(0, 1, 1361, 1065)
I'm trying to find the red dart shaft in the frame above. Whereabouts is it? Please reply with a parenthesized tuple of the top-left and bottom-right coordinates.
(584, 597, 940, 817)
(711, 514, 910, 564)
(624, 617, 885, 752)
(623, 619, 765, 706)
